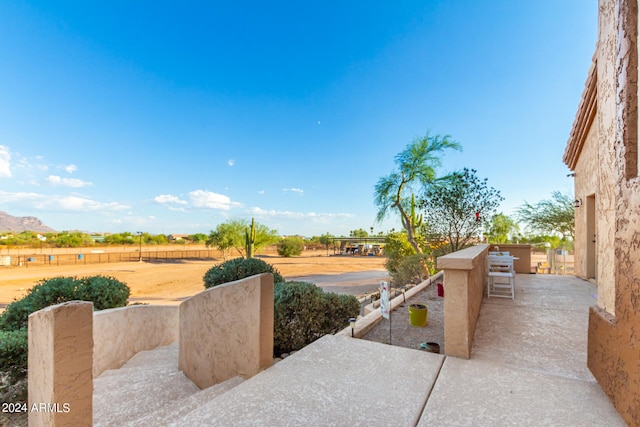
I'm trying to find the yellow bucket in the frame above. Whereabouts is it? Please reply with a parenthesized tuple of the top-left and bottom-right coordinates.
(408, 303, 428, 327)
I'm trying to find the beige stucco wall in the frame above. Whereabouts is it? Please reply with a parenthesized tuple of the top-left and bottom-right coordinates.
(573, 123, 599, 280)
(93, 305, 179, 377)
(28, 301, 93, 427)
(595, 0, 619, 314)
(580, 1, 640, 425)
(179, 273, 274, 389)
(437, 244, 488, 358)
(486, 244, 531, 273)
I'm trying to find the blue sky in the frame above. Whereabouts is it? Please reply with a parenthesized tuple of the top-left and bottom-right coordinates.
(0, 1, 596, 237)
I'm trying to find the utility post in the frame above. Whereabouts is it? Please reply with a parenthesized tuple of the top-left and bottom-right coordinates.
(137, 231, 143, 262)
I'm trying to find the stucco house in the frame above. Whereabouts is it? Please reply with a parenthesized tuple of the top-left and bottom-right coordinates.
(563, 0, 640, 424)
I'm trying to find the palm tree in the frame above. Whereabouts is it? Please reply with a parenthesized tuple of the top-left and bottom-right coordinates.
(374, 133, 461, 253)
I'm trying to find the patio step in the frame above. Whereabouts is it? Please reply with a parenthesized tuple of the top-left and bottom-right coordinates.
(123, 376, 244, 427)
(93, 342, 244, 427)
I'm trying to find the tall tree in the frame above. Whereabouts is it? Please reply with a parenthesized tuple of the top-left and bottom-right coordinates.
(349, 228, 369, 238)
(515, 191, 575, 240)
(374, 133, 461, 253)
(488, 213, 518, 244)
(318, 232, 334, 255)
(206, 219, 279, 259)
(420, 168, 503, 253)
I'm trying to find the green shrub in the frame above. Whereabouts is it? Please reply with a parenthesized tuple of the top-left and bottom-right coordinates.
(321, 293, 361, 333)
(76, 275, 130, 310)
(273, 281, 359, 355)
(0, 276, 130, 331)
(0, 275, 130, 395)
(0, 329, 28, 385)
(277, 237, 304, 257)
(383, 231, 417, 276)
(203, 257, 284, 288)
(390, 253, 434, 286)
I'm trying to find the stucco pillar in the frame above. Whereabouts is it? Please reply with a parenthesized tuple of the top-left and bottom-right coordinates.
(28, 301, 93, 427)
(437, 244, 489, 359)
(179, 273, 274, 389)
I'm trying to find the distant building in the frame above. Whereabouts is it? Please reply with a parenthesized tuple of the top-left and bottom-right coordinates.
(168, 234, 189, 241)
(563, 1, 640, 424)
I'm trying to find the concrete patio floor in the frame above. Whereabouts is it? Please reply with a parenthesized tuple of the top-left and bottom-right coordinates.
(419, 273, 624, 426)
(94, 274, 626, 426)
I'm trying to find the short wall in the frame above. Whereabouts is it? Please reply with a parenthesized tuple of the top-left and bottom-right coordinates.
(487, 244, 532, 273)
(28, 301, 93, 427)
(93, 305, 179, 377)
(588, 305, 640, 425)
(179, 273, 274, 389)
(437, 244, 489, 358)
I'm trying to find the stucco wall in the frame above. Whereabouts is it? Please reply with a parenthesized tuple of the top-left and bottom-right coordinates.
(437, 244, 488, 358)
(596, 0, 620, 314)
(573, 123, 599, 280)
(179, 273, 274, 389)
(93, 305, 179, 377)
(28, 301, 93, 427)
(486, 244, 532, 273)
(583, 1, 640, 425)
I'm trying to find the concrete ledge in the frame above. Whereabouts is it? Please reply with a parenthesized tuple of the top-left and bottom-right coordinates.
(437, 244, 487, 271)
(180, 335, 445, 426)
(93, 305, 179, 377)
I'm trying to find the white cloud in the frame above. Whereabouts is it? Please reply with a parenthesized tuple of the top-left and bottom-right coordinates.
(227, 159, 235, 167)
(248, 207, 354, 220)
(282, 187, 304, 195)
(258, 190, 265, 195)
(64, 164, 77, 174)
(0, 190, 41, 203)
(0, 145, 11, 178)
(0, 190, 129, 212)
(189, 190, 241, 210)
(154, 194, 188, 205)
(14, 154, 47, 173)
(44, 196, 128, 212)
(46, 175, 93, 188)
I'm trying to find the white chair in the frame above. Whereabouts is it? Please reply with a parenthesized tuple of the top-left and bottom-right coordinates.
(487, 255, 515, 299)
(488, 251, 510, 256)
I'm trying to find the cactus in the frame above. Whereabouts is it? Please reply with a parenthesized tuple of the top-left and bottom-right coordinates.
(245, 217, 256, 259)
(409, 194, 423, 229)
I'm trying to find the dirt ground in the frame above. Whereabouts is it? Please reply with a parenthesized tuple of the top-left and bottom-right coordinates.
(362, 280, 444, 353)
(0, 251, 387, 310)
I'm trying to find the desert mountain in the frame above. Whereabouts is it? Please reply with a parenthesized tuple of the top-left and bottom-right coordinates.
(0, 211, 56, 233)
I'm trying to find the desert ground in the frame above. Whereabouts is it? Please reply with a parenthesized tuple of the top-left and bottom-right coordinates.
(0, 250, 388, 310)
